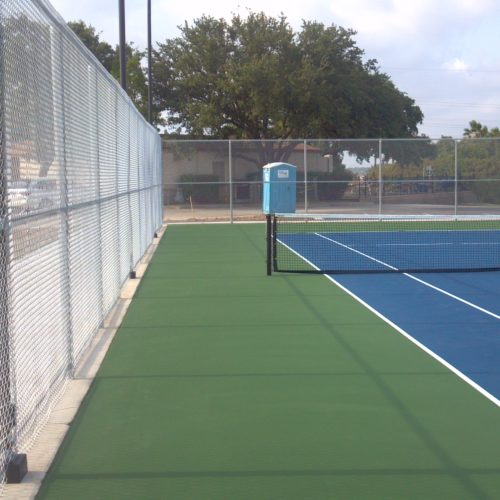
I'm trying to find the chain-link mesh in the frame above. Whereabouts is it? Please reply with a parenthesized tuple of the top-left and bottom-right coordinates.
(0, 1, 12, 487)
(163, 138, 500, 221)
(0, 0, 162, 488)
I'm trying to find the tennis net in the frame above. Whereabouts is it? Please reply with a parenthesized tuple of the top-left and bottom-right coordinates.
(268, 213, 500, 274)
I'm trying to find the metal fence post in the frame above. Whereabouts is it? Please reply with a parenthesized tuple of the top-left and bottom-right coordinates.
(160, 136, 164, 228)
(127, 109, 135, 278)
(454, 139, 458, 217)
(229, 140, 233, 223)
(94, 74, 104, 325)
(378, 139, 383, 215)
(137, 120, 143, 255)
(304, 139, 308, 213)
(115, 94, 123, 285)
(59, 35, 74, 376)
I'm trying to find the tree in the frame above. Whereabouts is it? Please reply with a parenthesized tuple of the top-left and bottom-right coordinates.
(67, 21, 115, 72)
(68, 21, 163, 125)
(463, 120, 500, 138)
(154, 11, 423, 160)
(110, 44, 150, 119)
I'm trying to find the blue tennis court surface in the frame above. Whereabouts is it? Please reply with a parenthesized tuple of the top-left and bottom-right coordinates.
(277, 232, 500, 404)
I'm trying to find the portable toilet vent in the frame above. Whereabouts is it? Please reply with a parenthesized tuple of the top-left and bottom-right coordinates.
(262, 162, 296, 214)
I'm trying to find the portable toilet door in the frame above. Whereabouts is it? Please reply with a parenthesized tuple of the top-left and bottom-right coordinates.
(262, 162, 296, 214)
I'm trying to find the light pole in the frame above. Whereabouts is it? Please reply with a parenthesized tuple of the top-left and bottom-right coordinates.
(118, 0, 127, 91)
(147, 0, 153, 124)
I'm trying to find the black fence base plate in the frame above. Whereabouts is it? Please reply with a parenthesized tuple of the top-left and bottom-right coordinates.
(6, 453, 27, 483)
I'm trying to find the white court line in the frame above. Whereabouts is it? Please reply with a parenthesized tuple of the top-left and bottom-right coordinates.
(402, 274, 500, 320)
(315, 233, 399, 271)
(375, 242, 500, 247)
(277, 238, 323, 271)
(315, 233, 500, 320)
(276, 237, 500, 408)
(376, 243, 455, 247)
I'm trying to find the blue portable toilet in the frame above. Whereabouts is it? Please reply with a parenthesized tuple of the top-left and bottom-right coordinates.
(262, 162, 296, 214)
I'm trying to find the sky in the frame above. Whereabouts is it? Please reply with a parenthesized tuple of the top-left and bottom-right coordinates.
(49, 0, 500, 138)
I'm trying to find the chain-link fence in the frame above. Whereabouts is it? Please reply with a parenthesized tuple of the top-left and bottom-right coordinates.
(0, 0, 162, 488)
(163, 138, 500, 221)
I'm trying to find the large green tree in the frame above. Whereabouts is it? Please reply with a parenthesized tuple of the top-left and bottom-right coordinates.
(68, 21, 162, 125)
(109, 44, 150, 120)
(67, 21, 115, 72)
(154, 12, 423, 143)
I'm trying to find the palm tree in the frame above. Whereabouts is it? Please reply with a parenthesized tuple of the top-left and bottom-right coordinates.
(464, 120, 489, 138)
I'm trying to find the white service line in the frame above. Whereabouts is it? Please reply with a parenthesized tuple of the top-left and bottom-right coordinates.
(403, 273, 500, 320)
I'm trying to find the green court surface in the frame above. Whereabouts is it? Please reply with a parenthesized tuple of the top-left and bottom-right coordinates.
(37, 224, 500, 499)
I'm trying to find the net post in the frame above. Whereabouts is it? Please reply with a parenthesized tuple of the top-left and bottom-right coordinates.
(266, 214, 272, 275)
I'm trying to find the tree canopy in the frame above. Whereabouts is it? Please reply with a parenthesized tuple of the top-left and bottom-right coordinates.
(153, 12, 423, 140)
(68, 21, 115, 72)
(68, 20, 162, 124)
(463, 120, 500, 138)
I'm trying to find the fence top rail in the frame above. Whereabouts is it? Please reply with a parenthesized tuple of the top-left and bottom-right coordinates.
(162, 137, 500, 144)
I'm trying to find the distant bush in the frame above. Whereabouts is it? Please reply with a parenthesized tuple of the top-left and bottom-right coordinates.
(179, 174, 220, 203)
(306, 170, 354, 200)
(460, 179, 500, 203)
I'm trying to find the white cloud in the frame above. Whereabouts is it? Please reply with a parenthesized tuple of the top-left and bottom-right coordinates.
(327, 0, 499, 53)
(328, 0, 431, 38)
(443, 58, 468, 72)
(457, 0, 495, 15)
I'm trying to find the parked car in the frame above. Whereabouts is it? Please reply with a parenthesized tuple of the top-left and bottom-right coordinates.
(8, 181, 29, 215)
(8, 178, 59, 215)
(26, 178, 58, 210)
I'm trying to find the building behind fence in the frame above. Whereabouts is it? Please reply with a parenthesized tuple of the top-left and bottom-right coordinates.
(163, 138, 500, 221)
(0, 0, 162, 488)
